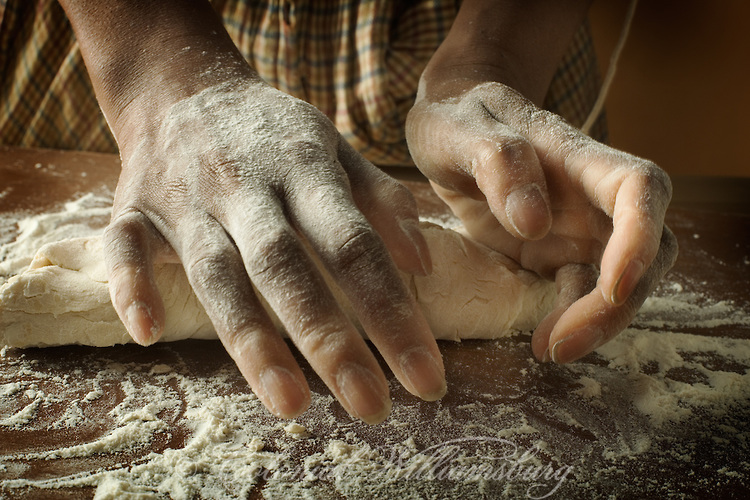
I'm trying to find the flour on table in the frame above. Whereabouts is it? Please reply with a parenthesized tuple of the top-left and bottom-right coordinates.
(1, 195, 749, 498)
(283, 422, 310, 439)
(1, 319, 748, 498)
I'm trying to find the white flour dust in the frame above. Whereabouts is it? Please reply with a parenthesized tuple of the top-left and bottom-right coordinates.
(1, 196, 749, 498)
(0, 193, 113, 287)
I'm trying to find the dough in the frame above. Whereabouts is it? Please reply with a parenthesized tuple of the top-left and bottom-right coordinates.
(0, 223, 555, 347)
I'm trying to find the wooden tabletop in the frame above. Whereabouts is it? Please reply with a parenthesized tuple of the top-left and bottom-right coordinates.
(1, 147, 749, 499)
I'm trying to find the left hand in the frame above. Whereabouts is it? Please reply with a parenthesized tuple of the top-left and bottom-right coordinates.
(406, 80, 678, 363)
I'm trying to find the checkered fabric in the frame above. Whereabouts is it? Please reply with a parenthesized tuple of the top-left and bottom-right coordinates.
(0, 0, 606, 166)
(0, 0, 117, 153)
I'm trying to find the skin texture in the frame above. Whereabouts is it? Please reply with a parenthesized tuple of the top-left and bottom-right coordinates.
(406, 0, 678, 364)
(57, 0, 677, 423)
(60, 0, 445, 425)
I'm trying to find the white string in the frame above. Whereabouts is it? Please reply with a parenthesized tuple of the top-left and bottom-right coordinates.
(582, 0, 639, 135)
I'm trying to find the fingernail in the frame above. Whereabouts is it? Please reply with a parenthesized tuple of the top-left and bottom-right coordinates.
(400, 219, 432, 275)
(260, 366, 309, 419)
(541, 347, 551, 363)
(550, 338, 566, 364)
(551, 330, 606, 364)
(336, 363, 391, 424)
(399, 347, 446, 401)
(505, 184, 550, 240)
(125, 302, 157, 346)
(612, 259, 644, 305)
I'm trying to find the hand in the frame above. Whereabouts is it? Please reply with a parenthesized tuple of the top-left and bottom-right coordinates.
(60, 0, 446, 424)
(406, 80, 678, 363)
(104, 79, 447, 424)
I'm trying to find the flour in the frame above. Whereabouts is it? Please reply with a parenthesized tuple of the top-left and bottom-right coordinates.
(572, 377, 602, 398)
(1, 194, 749, 497)
(283, 422, 311, 439)
(1, 316, 748, 497)
(634, 282, 750, 330)
(0, 355, 281, 498)
(0, 193, 113, 287)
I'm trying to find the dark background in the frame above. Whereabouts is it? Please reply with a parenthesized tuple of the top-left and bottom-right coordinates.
(590, 0, 749, 178)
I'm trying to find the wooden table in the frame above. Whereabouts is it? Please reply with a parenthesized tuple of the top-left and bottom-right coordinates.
(1, 147, 749, 499)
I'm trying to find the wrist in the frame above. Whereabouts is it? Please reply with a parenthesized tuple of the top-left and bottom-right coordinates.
(59, 0, 258, 144)
(419, 0, 592, 105)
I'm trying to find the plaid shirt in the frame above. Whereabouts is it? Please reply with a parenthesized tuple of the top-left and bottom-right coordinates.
(0, 0, 606, 166)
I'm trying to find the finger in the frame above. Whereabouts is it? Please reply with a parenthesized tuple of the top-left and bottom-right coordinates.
(338, 141, 431, 276)
(411, 102, 552, 240)
(547, 227, 678, 363)
(286, 167, 447, 403)
(431, 183, 609, 279)
(472, 132, 552, 241)
(176, 215, 311, 419)
(526, 113, 672, 306)
(599, 166, 672, 305)
(225, 198, 395, 424)
(103, 210, 168, 346)
(530, 263, 597, 361)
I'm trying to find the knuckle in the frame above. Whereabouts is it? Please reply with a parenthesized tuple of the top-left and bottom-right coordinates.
(386, 179, 418, 209)
(293, 175, 347, 208)
(532, 108, 559, 127)
(245, 226, 300, 281)
(287, 137, 336, 161)
(181, 224, 239, 285)
(364, 176, 418, 215)
(103, 210, 156, 269)
(638, 162, 673, 200)
(475, 136, 532, 171)
(661, 226, 679, 266)
(184, 245, 229, 284)
(326, 225, 383, 276)
(105, 209, 148, 239)
(221, 325, 268, 359)
(294, 323, 350, 359)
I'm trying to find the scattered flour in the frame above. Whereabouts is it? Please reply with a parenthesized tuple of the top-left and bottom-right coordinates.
(1, 194, 749, 497)
(0, 193, 113, 287)
(572, 377, 601, 398)
(283, 422, 311, 439)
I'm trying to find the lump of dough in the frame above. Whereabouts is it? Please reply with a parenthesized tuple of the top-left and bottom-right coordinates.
(410, 225, 556, 340)
(0, 223, 555, 348)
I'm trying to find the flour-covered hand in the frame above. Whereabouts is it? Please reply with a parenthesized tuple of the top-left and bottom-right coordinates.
(407, 81, 678, 364)
(104, 80, 446, 424)
(60, 0, 446, 424)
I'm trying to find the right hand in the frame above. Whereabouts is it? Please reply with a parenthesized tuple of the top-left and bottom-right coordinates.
(103, 79, 447, 424)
